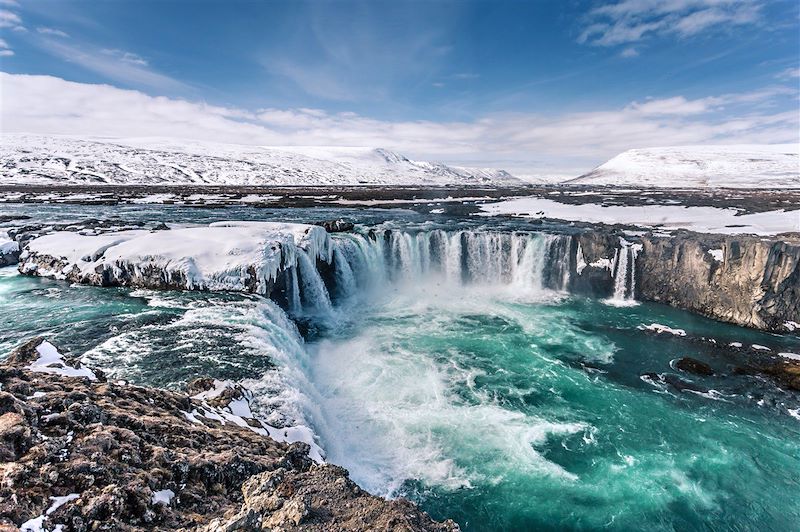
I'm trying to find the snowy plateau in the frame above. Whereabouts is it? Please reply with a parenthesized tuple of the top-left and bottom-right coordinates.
(0, 134, 520, 186)
(569, 145, 800, 188)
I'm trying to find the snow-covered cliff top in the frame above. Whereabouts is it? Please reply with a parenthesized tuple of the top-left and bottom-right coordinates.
(569, 145, 799, 189)
(0, 134, 521, 186)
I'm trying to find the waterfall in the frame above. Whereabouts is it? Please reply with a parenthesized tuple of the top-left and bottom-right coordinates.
(327, 228, 573, 300)
(295, 250, 333, 314)
(607, 238, 641, 305)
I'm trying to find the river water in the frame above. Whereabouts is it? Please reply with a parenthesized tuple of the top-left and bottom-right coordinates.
(2, 203, 799, 531)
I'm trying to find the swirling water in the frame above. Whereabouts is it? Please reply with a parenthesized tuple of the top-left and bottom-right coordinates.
(2, 204, 799, 531)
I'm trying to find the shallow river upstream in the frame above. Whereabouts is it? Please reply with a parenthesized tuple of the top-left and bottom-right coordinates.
(2, 204, 800, 531)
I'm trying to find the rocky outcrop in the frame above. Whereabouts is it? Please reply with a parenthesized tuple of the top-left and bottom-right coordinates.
(0, 231, 20, 266)
(0, 338, 457, 532)
(635, 234, 800, 332)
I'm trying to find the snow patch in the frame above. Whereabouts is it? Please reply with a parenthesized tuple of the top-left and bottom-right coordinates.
(707, 249, 723, 262)
(479, 197, 800, 236)
(27, 341, 97, 380)
(151, 489, 175, 506)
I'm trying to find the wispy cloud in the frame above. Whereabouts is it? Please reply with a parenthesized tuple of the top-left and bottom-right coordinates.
(260, 2, 455, 102)
(2, 72, 796, 177)
(37, 26, 69, 37)
(101, 48, 148, 66)
(0, 7, 24, 31)
(776, 66, 800, 79)
(33, 39, 185, 92)
(579, 0, 763, 48)
(0, 32, 12, 56)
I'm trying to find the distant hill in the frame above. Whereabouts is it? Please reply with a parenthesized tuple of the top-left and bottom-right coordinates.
(0, 134, 522, 186)
(567, 145, 800, 188)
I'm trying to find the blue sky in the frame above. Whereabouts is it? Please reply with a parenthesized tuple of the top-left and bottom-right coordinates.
(1, 0, 798, 176)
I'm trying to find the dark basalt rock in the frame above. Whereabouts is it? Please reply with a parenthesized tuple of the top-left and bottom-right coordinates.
(641, 372, 705, 393)
(675, 357, 715, 376)
(636, 233, 800, 332)
(313, 219, 354, 233)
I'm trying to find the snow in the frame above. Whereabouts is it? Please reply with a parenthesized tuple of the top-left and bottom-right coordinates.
(27, 341, 97, 380)
(478, 197, 800, 235)
(186, 379, 325, 462)
(639, 323, 687, 336)
(729, 342, 743, 348)
(151, 489, 175, 506)
(0, 231, 19, 255)
(46, 494, 79, 515)
(779, 352, 800, 361)
(22, 222, 332, 294)
(575, 243, 587, 274)
(589, 258, 614, 270)
(707, 249, 724, 262)
(785, 321, 799, 332)
(569, 145, 800, 188)
(20, 494, 79, 532)
(0, 133, 521, 186)
(752, 344, 771, 351)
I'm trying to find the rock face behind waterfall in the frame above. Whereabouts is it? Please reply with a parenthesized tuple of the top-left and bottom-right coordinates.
(635, 234, 800, 331)
(0, 338, 458, 531)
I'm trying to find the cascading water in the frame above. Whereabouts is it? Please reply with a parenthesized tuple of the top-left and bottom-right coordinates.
(606, 238, 642, 306)
(329, 228, 573, 298)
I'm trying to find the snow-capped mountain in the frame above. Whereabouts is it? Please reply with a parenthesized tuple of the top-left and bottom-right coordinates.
(568, 145, 800, 188)
(0, 134, 522, 186)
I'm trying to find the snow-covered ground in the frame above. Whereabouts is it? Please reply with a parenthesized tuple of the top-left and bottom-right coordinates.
(0, 134, 521, 186)
(20, 221, 333, 294)
(569, 145, 799, 188)
(479, 197, 800, 235)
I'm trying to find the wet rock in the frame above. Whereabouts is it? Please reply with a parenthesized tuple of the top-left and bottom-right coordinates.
(204, 464, 458, 532)
(675, 357, 714, 376)
(313, 219, 354, 233)
(636, 234, 800, 332)
(641, 372, 705, 393)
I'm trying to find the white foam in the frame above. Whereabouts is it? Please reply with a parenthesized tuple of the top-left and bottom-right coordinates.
(639, 323, 687, 337)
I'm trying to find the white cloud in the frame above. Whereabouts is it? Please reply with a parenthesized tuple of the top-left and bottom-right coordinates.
(579, 0, 763, 48)
(0, 8, 20, 28)
(1, 72, 796, 178)
(37, 27, 69, 38)
(620, 47, 639, 58)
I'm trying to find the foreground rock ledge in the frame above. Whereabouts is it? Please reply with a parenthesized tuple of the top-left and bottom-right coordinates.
(0, 338, 458, 532)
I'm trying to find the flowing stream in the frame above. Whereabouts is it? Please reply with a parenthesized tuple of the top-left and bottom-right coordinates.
(2, 204, 800, 531)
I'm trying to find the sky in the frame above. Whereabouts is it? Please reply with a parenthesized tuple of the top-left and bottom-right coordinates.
(0, 0, 798, 178)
